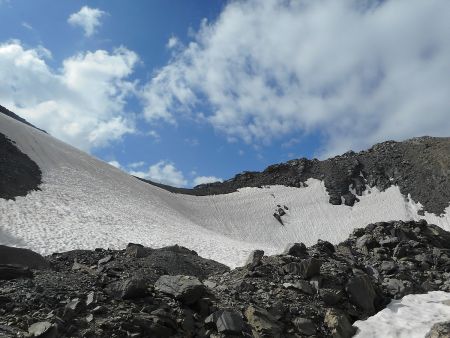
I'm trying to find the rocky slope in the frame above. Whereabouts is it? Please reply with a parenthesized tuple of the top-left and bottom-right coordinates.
(1, 219, 450, 337)
(144, 137, 450, 216)
(0, 132, 42, 200)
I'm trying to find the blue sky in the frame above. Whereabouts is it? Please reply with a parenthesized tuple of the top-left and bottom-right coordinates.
(1, 0, 449, 186)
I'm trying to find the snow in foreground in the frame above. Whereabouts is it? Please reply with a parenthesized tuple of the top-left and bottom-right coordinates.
(1, 113, 450, 267)
(354, 291, 450, 338)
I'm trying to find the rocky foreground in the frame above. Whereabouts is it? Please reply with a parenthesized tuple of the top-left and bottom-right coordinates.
(1, 220, 450, 337)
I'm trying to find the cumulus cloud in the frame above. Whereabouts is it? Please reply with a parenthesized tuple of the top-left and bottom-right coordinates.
(108, 160, 121, 168)
(130, 161, 188, 187)
(141, 0, 450, 156)
(0, 41, 138, 151)
(68, 6, 107, 37)
(193, 176, 223, 186)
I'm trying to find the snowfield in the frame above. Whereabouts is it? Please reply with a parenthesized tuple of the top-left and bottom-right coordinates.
(355, 291, 450, 338)
(1, 113, 450, 268)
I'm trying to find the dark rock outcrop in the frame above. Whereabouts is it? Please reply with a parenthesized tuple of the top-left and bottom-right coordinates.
(0, 245, 50, 269)
(140, 137, 450, 216)
(0, 133, 42, 200)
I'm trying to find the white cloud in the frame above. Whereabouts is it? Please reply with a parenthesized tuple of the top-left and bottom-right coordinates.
(22, 22, 33, 30)
(0, 41, 139, 151)
(108, 160, 121, 168)
(193, 176, 223, 186)
(166, 36, 180, 49)
(130, 161, 188, 187)
(141, 0, 450, 156)
(127, 161, 146, 169)
(68, 6, 107, 37)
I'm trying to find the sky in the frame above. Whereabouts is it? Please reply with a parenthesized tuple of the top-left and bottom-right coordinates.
(0, 0, 449, 187)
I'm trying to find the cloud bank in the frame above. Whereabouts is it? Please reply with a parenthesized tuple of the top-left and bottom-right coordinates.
(0, 41, 138, 151)
(142, 0, 450, 156)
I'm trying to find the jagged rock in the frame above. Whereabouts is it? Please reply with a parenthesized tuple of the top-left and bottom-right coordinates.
(155, 275, 205, 305)
(213, 310, 245, 334)
(245, 305, 283, 338)
(0, 264, 32, 280)
(126, 243, 148, 258)
(283, 280, 315, 295)
(283, 243, 308, 257)
(63, 298, 85, 320)
(27, 322, 57, 338)
(246, 250, 264, 269)
(380, 261, 397, 274)
(273, 213, 283, 225)
(283, 258, 322, 278)
(385, 278, 410, 298)
(132, 311, 177, 337)
(277, 208, 286, 216)
(324, 309, 356, 338)
(320, 288, 344, 305)
(346, 272, 377, 314)
(106, 276, 147, 299)
(292, 317, 316, 336)
(97, 255, 112, 265)
(425, 321, 450, 338)
(0, 245, 49, 269)
(161, 244, 198, 256)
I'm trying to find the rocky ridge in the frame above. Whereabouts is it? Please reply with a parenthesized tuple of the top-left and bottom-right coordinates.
(141, 137, 450, 216)
(1, 220, 450, 337)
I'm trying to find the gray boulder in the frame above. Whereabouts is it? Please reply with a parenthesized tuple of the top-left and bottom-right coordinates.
(283, 243, 307, 257)
(292, 317, 316, 336)
(126, 243, 148, 258)
(206, 309, 245, 334)
(245, 305, 283, 338)
(283, 258, 321, 278)
(27, 322, 57, 338)
(426, 321, 450, 338)
(246, 250, 264, 269)
(324, 309, 356, 338)
(155, 275, 206, 305)
(106, 276, 148, 299)
(346, 272, 377, 314)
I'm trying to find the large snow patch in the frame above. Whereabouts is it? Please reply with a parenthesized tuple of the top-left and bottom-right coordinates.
(354, 291, 450, 338)
(1, 113, 450, 267)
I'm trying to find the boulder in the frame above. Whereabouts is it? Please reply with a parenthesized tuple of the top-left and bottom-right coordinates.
(292, 317, 316, 336)
(246, 250, 264, 269)
(106, 276, 148, 299)
(324, 309, 356, 338)
(155, 275, 205, 305)
(245, 305, 283, 338)
(346, 272, 377, 314)
(132, 311, 177, 337)
(283, 258, 322, 278)
(27, 322, 57, 338)
(320, 288, 343, 305)
(283, 243, 307, 257)
(213, 310, 245, 334)
(425, 321, 450, 338)
(126, 243, 148, 258)
(0, 245, 49, 269)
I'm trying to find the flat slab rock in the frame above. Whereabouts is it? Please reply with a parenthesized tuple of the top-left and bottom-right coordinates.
(155, 275, 206, 305)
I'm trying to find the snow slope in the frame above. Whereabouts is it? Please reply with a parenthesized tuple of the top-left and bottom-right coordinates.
(1, 113, 450, 267)
(354, 291, 450, 338)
